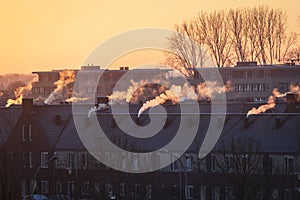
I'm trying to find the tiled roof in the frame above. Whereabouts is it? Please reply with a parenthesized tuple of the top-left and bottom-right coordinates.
(32, 105, 71, 147)
(0, 106, 21, 146)
(53, 102, 300, 154)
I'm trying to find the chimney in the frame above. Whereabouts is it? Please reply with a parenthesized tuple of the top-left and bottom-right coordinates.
(96, 97, 109, 105)
(274, 117, 280, 130)
(285, 93, 297, 113)
(22, 98, 33, 114)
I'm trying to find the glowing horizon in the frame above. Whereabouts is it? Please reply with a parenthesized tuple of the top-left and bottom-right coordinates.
(0, 0, 299, 74)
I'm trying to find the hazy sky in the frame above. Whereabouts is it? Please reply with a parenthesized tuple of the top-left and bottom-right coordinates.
(0, 0, 299, 74)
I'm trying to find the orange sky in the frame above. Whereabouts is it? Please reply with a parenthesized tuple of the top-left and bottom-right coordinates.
(0, 0, 299, 74)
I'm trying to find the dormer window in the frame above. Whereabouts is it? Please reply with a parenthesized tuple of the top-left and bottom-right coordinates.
(22, 124, 32, 141)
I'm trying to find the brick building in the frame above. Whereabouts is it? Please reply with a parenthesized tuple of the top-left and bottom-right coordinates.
(0, 95, 299, 199)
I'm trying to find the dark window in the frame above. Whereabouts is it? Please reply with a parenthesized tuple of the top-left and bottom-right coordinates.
(279, 83, 289, 92)
(285, 157, 294, 174)
(41, 152, 49, 168)
(81, 153, 88, 169)
(22, 124, 32, 141)
(68, 153, 75, 169)
(171, 155, 178, 171)
(211, 155, 216, 172)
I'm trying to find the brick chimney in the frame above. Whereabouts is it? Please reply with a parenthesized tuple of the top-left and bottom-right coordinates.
(22, 98, 33, 114)
(96, 97, 109, 105)
(285, 93, 297, 113)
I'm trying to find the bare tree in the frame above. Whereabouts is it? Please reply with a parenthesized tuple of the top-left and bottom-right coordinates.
(165, 20, 210, 78)
(228, 8, 249, 62)
(216, 137, 270, 200)
(285, 46, 300, 64)
(197, 11, 233, 67)
(6, 81, 26, 95)
(166, 6, 294, 68)
(280, 32, 298, 62)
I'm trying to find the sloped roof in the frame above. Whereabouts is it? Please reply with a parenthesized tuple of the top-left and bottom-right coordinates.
(0, 106, 21, 146)
(54, 102, 300, 154)
(32, 105, 71, 147)
(55, 115, 86, 150)
(213, 114, 300, 153)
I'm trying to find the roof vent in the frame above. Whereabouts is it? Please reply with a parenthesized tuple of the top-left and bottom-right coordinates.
(285, 93, 297, 113)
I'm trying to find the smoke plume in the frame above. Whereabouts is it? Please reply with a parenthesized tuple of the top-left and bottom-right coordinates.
(88, 103, 107, 118)
(137, 81, 230, 117)
(5, 77, 37, 107)
(44, 70, 75, 104)
(65, 96, 90, 103)
(108, 79, 162, 104)
(246, 95, 276, 118)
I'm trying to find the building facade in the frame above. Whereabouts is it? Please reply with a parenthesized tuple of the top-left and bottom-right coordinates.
(0, 96, 300, 199)
(30, 63, 300, 103)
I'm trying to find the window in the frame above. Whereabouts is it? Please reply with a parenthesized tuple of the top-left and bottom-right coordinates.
(105, 183, 113, 197)
(41, 180, 48, 194)
(211, 154, 216, 172)
(285, 156, 294, 174)
(171, 155, 178, 171)
(56, 181, 62, 194)
(68, 181, 75, 196)
(29, 152, 32, 168)
(245, 84, 252, 91)
(82, 182, 89, 195)
(271, 188, 279, 200)
(268, 156, 273, 174)
(22, 152, 33, 169)
(185, 185, 194, 199)
(212, 186, 220, 200)
(186, 155, 193, 171)
(252, 83, 258, 91)
(279, 83, 289, 92)
(284, 189, 292, 200)
(39, 87, 45, 94)
(199, 159, 207, 172)
(134, 184, 140, 197)
(120, 183, 125, 197)
(235, 84, 244, 91)
(23, 152, 28, 168)
(68, 153, 75, 169)
(225, 155, 235, 173)
(200, 186, 206, 200)
(145, 184, 152, 199)
(132, 154, 139, 171)
(121, 154, 126, 170)
(41, 152, 49, 168)
(81, 152, 88, 169)
(225, 186, 234, 200)
(22, 124, 32, 141)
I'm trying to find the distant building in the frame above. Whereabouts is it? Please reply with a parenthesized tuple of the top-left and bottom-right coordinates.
(31, 63, 300, 103)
